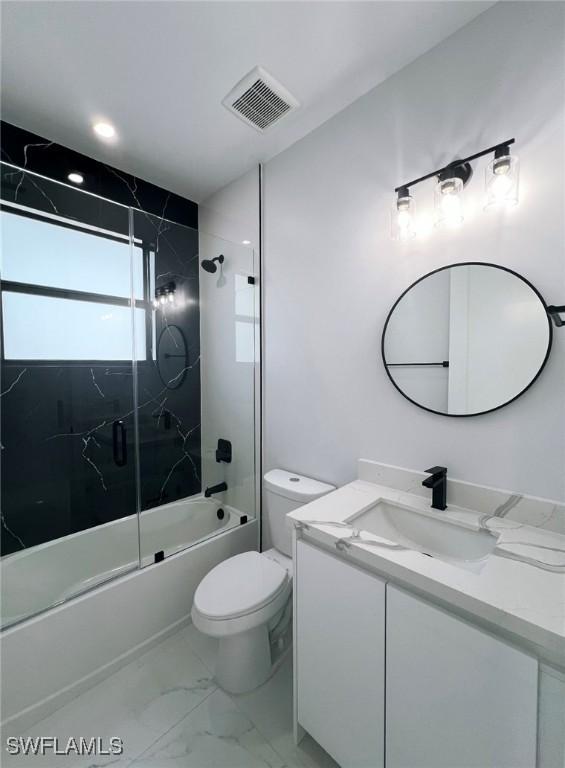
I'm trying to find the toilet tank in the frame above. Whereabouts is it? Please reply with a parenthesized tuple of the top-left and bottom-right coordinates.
(264, 469, 335, 556)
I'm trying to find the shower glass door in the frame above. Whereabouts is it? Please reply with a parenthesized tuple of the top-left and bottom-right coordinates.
(132, 213, 258, 565)
(0, 164, 140, 628)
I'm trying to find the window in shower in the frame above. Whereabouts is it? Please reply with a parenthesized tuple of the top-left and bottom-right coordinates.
(1, 210, 147, 361)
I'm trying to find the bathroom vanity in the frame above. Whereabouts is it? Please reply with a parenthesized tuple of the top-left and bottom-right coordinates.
(290, 461, 565, 768)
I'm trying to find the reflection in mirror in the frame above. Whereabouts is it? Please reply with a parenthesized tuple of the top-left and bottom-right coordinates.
(382, 264, 551, 416)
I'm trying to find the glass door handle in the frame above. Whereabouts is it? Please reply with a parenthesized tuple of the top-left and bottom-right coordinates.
(113, 420, 127, 467)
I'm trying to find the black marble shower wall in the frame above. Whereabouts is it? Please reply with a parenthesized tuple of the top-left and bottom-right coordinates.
(0, 124, 200, 558)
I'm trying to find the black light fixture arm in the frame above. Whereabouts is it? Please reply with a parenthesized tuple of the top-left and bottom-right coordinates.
(547, 306, 565, 328)
(395, 138, 515, 193)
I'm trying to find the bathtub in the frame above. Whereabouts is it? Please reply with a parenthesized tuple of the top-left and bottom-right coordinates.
(1, 496, 242, 629)
(139, 497, 242, 566)
(1, 502, 257, 731)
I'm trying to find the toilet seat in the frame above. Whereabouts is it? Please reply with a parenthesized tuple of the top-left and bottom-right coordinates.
(193, 551, 289, 622)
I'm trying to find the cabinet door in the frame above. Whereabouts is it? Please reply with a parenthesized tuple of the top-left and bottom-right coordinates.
(296, 540, 385, 768)
(539, 666, 565, 768)
(386, 585, 538, 768)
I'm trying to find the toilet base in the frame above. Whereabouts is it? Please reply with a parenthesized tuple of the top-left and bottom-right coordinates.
(216, 624, 272, 694)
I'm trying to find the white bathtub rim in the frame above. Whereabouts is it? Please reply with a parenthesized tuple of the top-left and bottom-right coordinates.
(139, 503, 241, 566)
(1, 492, 219, 565)
(1, 500, 246, 630)
(1, 516, 254, 634)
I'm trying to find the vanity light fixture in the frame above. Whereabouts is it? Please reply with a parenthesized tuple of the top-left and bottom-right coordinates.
(67, 172, 84, 185)
(393, 138, 516, 239)
(547, 305, 565, 327)
(392, 187, 416, 240)
(153, 281, 176, 309)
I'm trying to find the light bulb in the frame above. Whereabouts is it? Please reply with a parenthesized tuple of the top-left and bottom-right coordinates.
(485, 151, 519, 209)
(167, 291, 174, 303)
(493, 157, 511, 175)
(152, 298, 159, 310)
(435, 176, 464, 227)
(159, 294, 166, 305)
(397, 210, 411, 227)
(491, 173, 513, 199)
(391, 188, 416, 240)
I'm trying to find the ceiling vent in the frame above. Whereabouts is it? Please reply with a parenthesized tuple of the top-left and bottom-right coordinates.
(222, 66, 299, 132)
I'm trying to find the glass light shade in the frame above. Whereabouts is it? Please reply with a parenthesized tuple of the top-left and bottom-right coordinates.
(391, 192, 416, 240)
(485, 154, 519, 209)
(435, 176, 464, 227)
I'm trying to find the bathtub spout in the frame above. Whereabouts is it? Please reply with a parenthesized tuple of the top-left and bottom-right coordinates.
(204, 482, 227, 498)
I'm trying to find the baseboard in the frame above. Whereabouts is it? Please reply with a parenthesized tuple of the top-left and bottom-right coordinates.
(1, 615, 192, 735)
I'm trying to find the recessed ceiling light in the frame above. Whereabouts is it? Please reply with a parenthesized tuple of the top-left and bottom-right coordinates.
(93, 121, 116, 139)
(67, 172, 84, 185)
(242, 240, 251, 245)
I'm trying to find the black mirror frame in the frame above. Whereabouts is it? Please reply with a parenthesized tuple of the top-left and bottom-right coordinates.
(381, 261, 553, 418)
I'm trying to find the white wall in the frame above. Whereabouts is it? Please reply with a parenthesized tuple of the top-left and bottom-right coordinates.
(199, 168, 260, 251)
(263, 2, 565, 501)
(199, 169, 260, 519)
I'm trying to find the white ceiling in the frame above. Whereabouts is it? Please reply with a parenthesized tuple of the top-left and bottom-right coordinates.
(1, 1, 493, 203)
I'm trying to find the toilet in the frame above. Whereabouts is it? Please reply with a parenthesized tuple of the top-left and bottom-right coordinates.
(191, 469, 335, 693)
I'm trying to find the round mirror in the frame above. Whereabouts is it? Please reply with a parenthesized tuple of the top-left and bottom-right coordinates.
(382, 263, 552, 416)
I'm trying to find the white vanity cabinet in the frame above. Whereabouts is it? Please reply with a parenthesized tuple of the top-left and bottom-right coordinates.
(386, 584, 538, 768)
(295, 540, 386, 768)
(295, 539, 542, 768)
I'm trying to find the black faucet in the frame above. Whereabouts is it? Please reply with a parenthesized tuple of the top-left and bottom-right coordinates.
(422, 466, 447, 510)
(204, 481, 227, 498)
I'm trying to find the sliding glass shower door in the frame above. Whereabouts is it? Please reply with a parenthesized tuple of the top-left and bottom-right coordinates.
(0, 162, 259, 629)
(132, 213, 258, 565)
(0, 164, 140, 627)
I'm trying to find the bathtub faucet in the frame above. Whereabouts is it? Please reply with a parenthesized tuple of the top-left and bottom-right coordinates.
(204, 481, 228, 498)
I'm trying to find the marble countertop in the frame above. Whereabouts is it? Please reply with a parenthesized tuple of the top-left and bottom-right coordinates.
(288, 474, 565, 670)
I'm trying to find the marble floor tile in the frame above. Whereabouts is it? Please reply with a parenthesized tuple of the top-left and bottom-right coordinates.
(3, 627, 215, 767)
(4, 624, 334, 768)
(184, 622, 218, 674)
(130, 689, 285, 768)
(231, 653, 338, 768)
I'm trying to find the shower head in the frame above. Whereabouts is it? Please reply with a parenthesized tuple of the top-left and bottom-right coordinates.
(201, 254, 224, 274)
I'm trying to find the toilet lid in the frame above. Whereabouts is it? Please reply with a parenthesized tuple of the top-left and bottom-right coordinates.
(194, 551, 289, 621)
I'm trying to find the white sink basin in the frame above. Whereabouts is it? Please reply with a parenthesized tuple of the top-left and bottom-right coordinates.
(347, 500, 499, 563)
